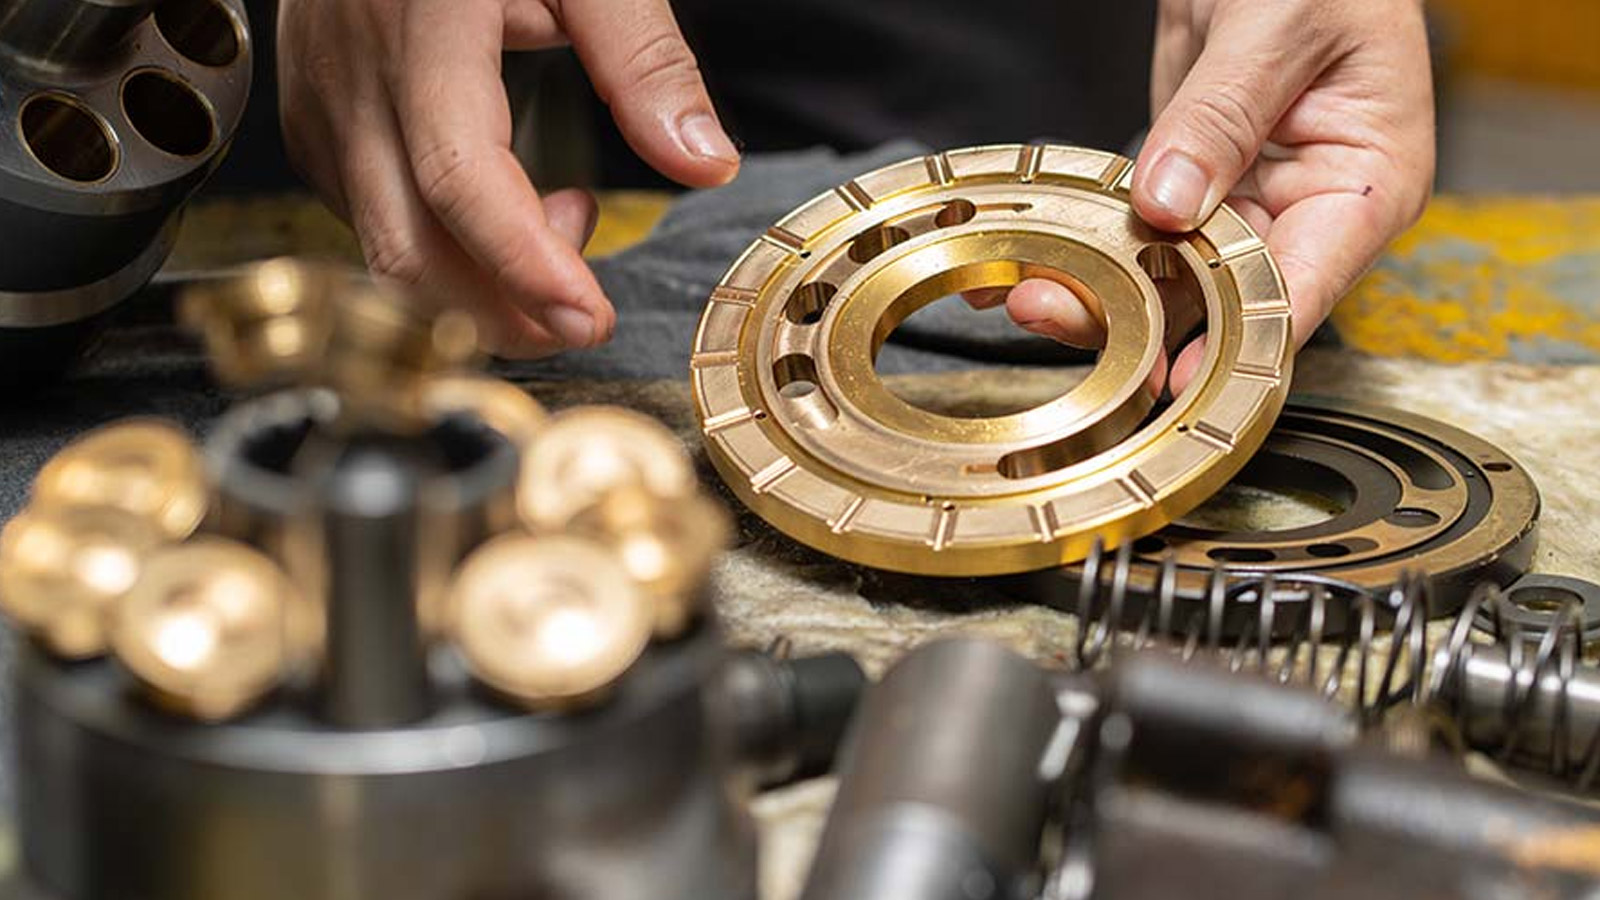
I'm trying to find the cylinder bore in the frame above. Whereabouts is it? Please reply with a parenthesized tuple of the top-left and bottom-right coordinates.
(122, 69, 215, 157)
(154, 0, 242, 67)
(18, 94, 118, 183)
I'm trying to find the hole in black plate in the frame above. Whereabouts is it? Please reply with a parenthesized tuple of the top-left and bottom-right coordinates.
(155, 0, 242, 67)
(1386, 507, 1441, 528)
(1207, 547, 1277, 564)
(1510, 586, 1583, 615)
(1133, 535, 1167, 555)
(20, 94, 117, 183)
(123, 70, 215, 157)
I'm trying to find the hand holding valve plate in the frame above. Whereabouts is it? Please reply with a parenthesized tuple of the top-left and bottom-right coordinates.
(692, 144, 1294, 575)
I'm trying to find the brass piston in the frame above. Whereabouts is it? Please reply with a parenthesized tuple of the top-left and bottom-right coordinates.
(692, 144, 1294, 575)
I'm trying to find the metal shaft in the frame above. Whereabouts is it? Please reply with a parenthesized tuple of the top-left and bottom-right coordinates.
(313, 435, 438, 727)
(1452, 642, 1600, 776)
(715, 648, 867, 789)
(800, 639, 1064, 900)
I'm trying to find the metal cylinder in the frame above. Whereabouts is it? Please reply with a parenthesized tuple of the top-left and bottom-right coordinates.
(800, 639, 1063, 900)
(14, 626, 758, 900)
(0, 0, 251, 382)
(206, 389, 520, 650)
(307, 434, 440, 727)
(715, 648, 867, 789)
(1453, 642, 1600, 775)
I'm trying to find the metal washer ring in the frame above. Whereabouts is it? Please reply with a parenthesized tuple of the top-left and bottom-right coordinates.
(1475, 574, 1600, 647)
(1029, 397, 1542, 624)
(692, 144, 1293, 576)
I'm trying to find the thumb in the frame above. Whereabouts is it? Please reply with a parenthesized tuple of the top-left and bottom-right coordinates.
(1132, 12, 1330, 231)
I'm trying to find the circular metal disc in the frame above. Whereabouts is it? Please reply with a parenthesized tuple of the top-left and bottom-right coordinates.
(692, 144, 1293, 575)
(1034, 396, 1541, 619)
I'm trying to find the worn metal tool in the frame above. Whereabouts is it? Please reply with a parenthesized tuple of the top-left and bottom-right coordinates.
(802, 639, 1600, 900)
(693, 143, 1293, 576)
(0, 0, 251, 381)
(1, 261, 868, 900)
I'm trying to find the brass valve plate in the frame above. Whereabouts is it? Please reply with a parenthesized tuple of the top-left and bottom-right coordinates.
(692, 144, 1293, 575)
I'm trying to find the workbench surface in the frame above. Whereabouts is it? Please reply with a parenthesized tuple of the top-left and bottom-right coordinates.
(3, 180, 1597, 897)
(522, 349, 1600, 899)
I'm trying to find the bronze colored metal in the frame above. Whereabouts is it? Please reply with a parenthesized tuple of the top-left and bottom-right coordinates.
(181, 259, 479, 429)
(691, 144, 1293, 576)
(321, 280, 479, 429)
(0, 507, 161, 658)
(179, 258, 344, 388)
(571, 488, 731, 638)
(448, 533, 652, 710)
(423, 374, 548, 447)
(31, 419, 207, 540)
(519, 406, 697, 532)
(111, 537, 294, 721)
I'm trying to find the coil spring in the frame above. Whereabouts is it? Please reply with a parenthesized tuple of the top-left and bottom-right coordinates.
(1059, 540, 1600, 791)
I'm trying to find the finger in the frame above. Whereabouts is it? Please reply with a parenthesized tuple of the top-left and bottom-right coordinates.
(1132, 8, 1336, 231)
(395, 0, 612, 346)
(1007, 279, 1171, 397)
(542, 188, 600, 253)
(338, 81, 588, 358)
(562, 0, 740, 189)
(505, 0, 564, 48)
(961, 288, 1009, 310)
(1168, 336, 1207, 396)
(1004, 279, 1106, 349)
(1266, 190, 1395, 348)
(1150, 1, 1202, 114)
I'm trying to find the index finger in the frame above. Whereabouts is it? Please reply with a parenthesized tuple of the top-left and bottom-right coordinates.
(394, 0, 610, 342)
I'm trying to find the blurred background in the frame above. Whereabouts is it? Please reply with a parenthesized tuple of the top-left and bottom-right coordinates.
(214, 0, 1600, 196)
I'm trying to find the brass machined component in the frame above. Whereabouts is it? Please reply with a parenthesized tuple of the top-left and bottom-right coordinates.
(691, 144, 1294, 575)
(423, 374, 548, 446)
(518, 406, 697, 532)
(571, 488, 731, 638)
(0, 507, 161, 658)
(449, 534, 651, 710)
(111, 537, 294, 721)
(181, 258, 480, 428)
(180, 257, 344, 387)
(322, 280, 479, 428)
(31, 419, 207, 540)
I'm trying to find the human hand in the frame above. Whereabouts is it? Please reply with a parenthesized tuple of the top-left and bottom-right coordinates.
(980, 0, 1435, 392)
(277, 0, 740, 356)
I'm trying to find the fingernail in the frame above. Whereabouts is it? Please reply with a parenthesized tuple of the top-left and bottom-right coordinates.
(546, 306, 595, 347)
(679, 112, 739, 165)
(1147, 151, 1212, 227)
